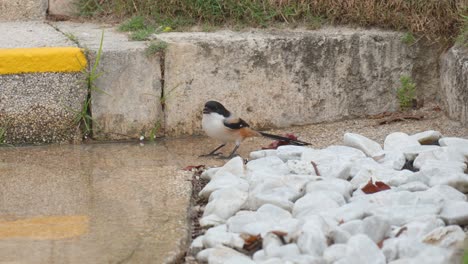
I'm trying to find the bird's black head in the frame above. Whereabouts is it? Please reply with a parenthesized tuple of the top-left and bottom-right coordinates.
(203, 101, 231, 117)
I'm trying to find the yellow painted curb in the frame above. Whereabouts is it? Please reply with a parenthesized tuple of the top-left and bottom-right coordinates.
(0, 47, 87, 74)
(0, 215, 89, 240)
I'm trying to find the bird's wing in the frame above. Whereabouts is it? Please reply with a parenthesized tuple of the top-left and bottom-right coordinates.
(223, 117, 250, 130)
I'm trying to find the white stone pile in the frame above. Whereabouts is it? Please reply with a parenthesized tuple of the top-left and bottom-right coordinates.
(191, 131, 468, 264)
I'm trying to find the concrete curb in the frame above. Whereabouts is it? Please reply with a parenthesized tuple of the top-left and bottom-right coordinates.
(0, 47, 86, 74)
(0, 22, 88, 144)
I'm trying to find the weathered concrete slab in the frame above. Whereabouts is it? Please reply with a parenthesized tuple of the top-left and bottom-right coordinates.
(440, 45, 468, 126)
(0, 0, 48, 21)
(0, 142, 192, 264)
(157, 28, 435, 136)
(0, 22, 72, 48)
(48, 0, 77, 17)
(54, 22, 163, 140)
(0, 22, 87, 144)
(0, 73, 87, 143)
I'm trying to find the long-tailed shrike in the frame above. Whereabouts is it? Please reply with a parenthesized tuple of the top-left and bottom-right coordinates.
(201, 100, 310, 158)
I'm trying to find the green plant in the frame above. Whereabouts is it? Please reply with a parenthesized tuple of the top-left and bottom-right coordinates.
(69, 30, 105, 138)
(401, 32, 416, 45)
(397, 75, 416, 110)
(145, 41, 168, 57)
(64, 32, 79, 45)
(119, 16, 147, 32)
(456, 14, 468, 47)
(130, 28, 155, 41)
(148, 120, 162, 141)
(0, 126, 7, 145)
(76, 0, 103, 17)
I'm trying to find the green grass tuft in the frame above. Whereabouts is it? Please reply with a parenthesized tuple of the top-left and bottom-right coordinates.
(119, 16, 147, 32)
(397, 75, 416, 110)
(145, 41, 168, 57)
(130, 28, 155, 41)
(401, 32, 416, 45)
(456, 13, 468, 47)
(76, 0, 465, 42)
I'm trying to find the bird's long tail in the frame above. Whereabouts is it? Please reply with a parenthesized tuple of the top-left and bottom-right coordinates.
(259, 132, 311, 146)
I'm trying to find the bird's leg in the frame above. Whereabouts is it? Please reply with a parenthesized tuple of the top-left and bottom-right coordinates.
(218, 143, 240, 159)
(199, 143, 226, 157)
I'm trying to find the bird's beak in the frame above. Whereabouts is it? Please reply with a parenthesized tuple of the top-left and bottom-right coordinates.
(203, 107, 211, 114)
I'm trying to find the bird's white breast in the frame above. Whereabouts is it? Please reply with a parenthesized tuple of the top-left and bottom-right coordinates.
(202, 113, 237, 142)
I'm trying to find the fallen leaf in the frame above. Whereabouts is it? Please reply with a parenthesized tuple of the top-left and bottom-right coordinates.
(375, 181, 391, 191)
(183, 165, 206, 171)
(362, 178, 391, 194)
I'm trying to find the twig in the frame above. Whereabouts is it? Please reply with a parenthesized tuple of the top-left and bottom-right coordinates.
(311, 161, 320, 176)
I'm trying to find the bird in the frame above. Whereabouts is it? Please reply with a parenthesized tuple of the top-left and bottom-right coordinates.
(201, 100, 311, 159)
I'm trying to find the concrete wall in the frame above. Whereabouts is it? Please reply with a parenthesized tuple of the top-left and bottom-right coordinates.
(157, 28, 440, 136)
(440, 45, 468, 126)
(0, 0, 48, 21)
(48, 0, 77, 16)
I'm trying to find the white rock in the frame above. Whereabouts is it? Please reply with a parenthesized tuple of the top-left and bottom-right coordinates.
(201, 188, 248, 227)
(227, 204, 295, 236)
(379, 150, 406, 170)
(382, 237, 399, 261)
(413, 146, 467, 170)
(420, 160, 467, 174)
(439, 137, 468, 149)
(246, 156, 290, 177)
(212, 156, 245, 179)
(339, 234, 386, 264)
(301, 148, 352, 179)
(262, 232, 283, 255)
(265, 243, 301, 259)
(196, 246, 255, 264)
(410, 130, 442, 144)
(249, 149, 278, 160)
(323, 244, 348, 263)
(362, 216, 391, 243)
(388, 246, 459, 264)
(251, 186, 298, 211)
(329, 227, 351, 244)
(201, 167, 220, 180)
(369, 204, 441, 226)
(190, 235, 205, 255)
(320, 199, 377, 223)
(440, 200, 468, 225)
(305, 178, 353, 199)
(276, 145, 309, 161)
(422, 225, 466, 249)
(397, 181, 429, 192)
(423, 169, 468, 192)
(296, 223, 327, 256)
(384, 132, 420, 152)
(199, 172, 249, 199)
(343, 133, 383, 157)
(425, 185, 467, 201)
(202, 224, 244, 249)
(244, 176, 305, 210)
(286, 160, 317, 175)
(282, 255, 326, 264)
(351, 167, 413, 189)
(402, 145, 441, 161)
(293, 191, 343, 219)
(399, 217, 446, 239)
